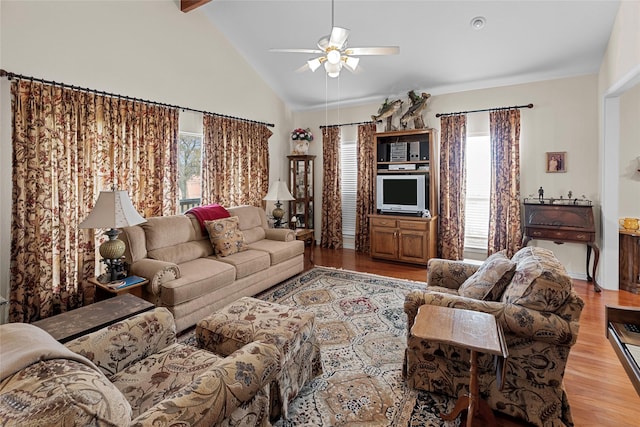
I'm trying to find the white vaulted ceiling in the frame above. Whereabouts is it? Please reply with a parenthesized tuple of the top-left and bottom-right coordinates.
(200, 1, 620, 111)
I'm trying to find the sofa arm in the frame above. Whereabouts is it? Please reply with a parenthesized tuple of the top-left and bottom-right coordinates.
(265, 228, 295, 242)
(405, 290, 580, 346)
(129, 258, 180, 295)
(130, 341, 281, 427)
(426, 259, 479, 290)
(65, 308, 176, 377)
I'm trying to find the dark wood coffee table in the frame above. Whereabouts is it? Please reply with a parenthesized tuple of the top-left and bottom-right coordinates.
(32, 294, 154, 343)
(411, 304, 509, 427)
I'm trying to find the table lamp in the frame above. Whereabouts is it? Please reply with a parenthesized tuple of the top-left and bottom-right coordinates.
(263, 180, 294, 228)
(80, 189, 146, 282)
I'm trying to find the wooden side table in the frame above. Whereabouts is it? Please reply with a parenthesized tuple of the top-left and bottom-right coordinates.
(32, 294, 154, 343)
(411, 305, 509, 427)
(295, 228, 315, 264)
(90, 276, 149, 301)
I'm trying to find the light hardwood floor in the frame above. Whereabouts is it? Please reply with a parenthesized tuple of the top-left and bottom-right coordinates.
(305, 246, 640, 427)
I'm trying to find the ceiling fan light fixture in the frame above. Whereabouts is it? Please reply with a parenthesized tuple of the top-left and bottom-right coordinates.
(308, 58, 322, 72)
(344, 56, 359, 71)
(326, 49, 341, 65)
(324, 61, 341, 78)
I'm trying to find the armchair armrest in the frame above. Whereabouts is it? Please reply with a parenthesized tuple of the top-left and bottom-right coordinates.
(65, 308, 176, 377)
(265, 228, 295, 242)
(129, 258, 180, 295)
(131, 340, 281, 427)
(426, 259, 479, 290)
(405, 290, 580, 346)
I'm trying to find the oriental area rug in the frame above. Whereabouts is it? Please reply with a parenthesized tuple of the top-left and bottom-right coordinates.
(260, 267, 460, 427)
(181, 266, 460, 426)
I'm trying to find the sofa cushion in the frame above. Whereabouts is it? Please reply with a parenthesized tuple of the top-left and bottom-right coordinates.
(458, 251, 516, 301)
(110, 342, 220, 418)
(147, 240, 214, 265)
(214, 249, 271, 279)
(0, 359, 132, 426)
(142, 215, 203, 251)
(205, 216, 250, 257)
(158, 258, 236, 306)
(227, 205, 267, 243)
(501, 246, 573, 311)
(248, 239, 304, 265)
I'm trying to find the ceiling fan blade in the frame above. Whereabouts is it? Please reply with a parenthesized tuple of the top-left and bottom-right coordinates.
(329, 26, 350, 49)
(346, 46, 400, 56)
(295, 63, 311, 73)
(269, 48, 324, 54)
(307, 57, 325, 72)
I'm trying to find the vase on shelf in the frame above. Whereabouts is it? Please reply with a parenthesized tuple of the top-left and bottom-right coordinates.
(292, 140, 309, 155)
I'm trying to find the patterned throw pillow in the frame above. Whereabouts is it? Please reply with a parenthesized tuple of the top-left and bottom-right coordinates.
(205, 216, 249, 257)
(458, 251, 516, 301)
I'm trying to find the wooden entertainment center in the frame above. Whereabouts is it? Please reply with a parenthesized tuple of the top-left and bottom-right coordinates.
(369, 128, 438, 265)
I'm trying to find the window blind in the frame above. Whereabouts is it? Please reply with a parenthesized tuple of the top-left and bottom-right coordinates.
(341, 140, 358, 238)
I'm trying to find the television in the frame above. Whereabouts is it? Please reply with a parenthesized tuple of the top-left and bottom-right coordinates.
(376, 174, 427, 214)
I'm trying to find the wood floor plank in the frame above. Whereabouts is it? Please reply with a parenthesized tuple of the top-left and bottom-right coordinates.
(307, 246, 640, 426)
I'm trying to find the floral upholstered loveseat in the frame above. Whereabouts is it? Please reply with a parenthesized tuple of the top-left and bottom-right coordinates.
(403, 247, 584, 427)
(0, 307, 280, 426)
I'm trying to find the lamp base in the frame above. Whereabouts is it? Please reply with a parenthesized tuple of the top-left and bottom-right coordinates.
(100, 258, 126, 283)
(272, 201, 285, 228)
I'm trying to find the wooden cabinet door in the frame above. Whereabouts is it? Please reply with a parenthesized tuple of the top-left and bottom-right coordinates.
(620, 233, 640, 293)
(398, 228, 429, 264)
(370, 226, 398, 260)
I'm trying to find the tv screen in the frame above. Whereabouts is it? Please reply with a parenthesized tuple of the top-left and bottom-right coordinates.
(383, 178, 417, 205)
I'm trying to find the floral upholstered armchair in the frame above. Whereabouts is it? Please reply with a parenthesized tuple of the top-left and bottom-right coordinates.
(0, 307, 280, 427)
(403, 247, 584, 427)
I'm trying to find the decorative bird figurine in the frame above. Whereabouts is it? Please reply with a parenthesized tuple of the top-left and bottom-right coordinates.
(400, 91, 431, 129)
(372, 98, 403, 131)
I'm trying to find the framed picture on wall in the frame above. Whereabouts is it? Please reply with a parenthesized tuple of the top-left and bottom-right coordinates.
(546, 151, 566, 173)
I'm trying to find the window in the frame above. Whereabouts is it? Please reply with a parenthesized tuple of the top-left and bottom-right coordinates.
(178, 131, 202, 213)
(341, 139, 357, 249)
(464, 135, 491, 252)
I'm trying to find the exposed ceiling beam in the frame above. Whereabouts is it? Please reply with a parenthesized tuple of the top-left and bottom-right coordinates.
(181, 0, 211, 13)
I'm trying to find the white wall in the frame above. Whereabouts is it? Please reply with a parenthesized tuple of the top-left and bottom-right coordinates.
(0, 0, 294, 306)
(619, 83, 640, 217)
(598, 0, 640, 290)
(295, 75, 600, 280)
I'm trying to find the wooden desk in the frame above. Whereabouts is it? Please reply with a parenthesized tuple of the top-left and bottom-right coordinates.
(619, 230, 640, 294)
(606, 305, 640, 395)
(522, 202, 600, 291)
(32, 294, 154, 343)
(412, 305, 508, 427)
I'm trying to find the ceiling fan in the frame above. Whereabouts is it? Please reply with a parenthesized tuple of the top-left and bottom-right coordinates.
(269, 0, 399, 78)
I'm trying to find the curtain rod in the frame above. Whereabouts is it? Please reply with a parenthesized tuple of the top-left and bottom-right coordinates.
(319, 120, 374, 129)
(435, 103, 533, 118)
(0, 69, 275, 128)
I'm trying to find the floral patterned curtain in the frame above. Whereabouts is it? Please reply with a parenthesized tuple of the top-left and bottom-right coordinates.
(320, 126, 342, 249)
(488, 109, 522, 257)
(439, 114, 467, 260)
(10, 79, 178, 322)
(201, 115, 271, 207)
(355, 123, 376, 253)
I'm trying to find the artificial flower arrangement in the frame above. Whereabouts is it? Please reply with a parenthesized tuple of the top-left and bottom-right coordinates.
(291, 127, 313, 142)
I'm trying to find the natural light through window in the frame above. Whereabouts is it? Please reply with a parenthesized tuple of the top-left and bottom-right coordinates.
(178, 131, 202, 213)
(341, 140, 357, 249)
(464, 135, 491, 252)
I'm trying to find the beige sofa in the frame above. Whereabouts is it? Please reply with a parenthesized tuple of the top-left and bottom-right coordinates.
(0, 308, 280, 426)
(119, 205, 304, 332)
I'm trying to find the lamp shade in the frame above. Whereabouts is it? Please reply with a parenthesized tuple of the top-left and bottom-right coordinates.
(263, 181, 294, 202)
(79, 190, 146, 229)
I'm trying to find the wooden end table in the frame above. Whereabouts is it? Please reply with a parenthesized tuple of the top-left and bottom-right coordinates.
(32, 294, 154, 343)
(411, 304, 509, 427)
(90, 276, 149, 301)
(295, 228, 315, 264)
